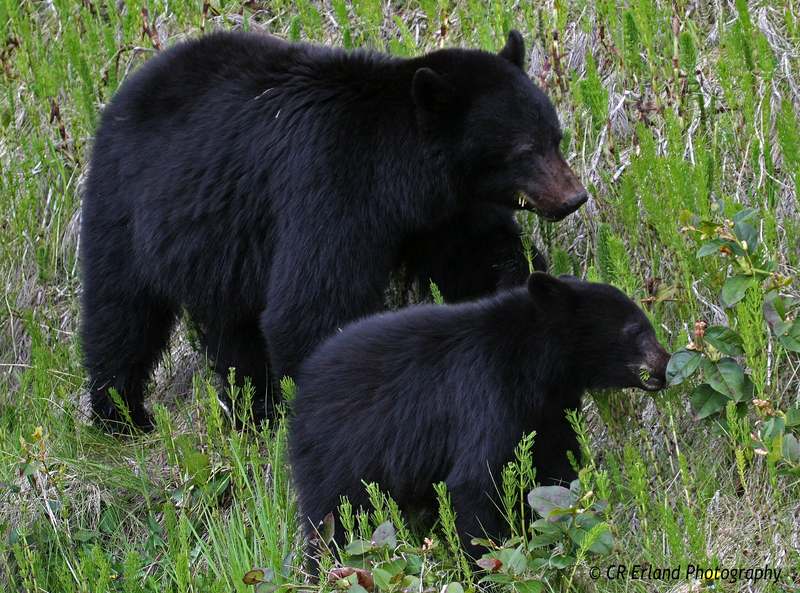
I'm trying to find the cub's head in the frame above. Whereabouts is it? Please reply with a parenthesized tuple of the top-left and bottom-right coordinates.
(527, 273, 670, 392)
(412, 31, 587, 220)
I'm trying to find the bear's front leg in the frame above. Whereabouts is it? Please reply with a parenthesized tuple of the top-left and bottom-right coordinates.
(402, 203, 543, 303)
(261, 254, 388, 415)
(446, 478, 506, 561)
(532, 406, 580, 486)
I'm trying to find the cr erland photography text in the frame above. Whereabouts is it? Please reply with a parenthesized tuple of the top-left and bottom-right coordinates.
(588, 563, 784, 584)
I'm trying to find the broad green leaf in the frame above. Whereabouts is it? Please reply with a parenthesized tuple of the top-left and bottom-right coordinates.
(783, 434, 800, 463)
(568, 516, 614, 555)
(243, 568, 274, 585)
(721, 275, 753, 307)
(506, 546, 528, 575)
(479, 573, 516, 584)
(666, 349, 701, 385)
(344, 539, 373, 556)
(371, 521, 397, 548)
(733, 220, 758, 252)
(513, 581, 545, 593)
(698, 219, 722, 235)
(697, 238, 743, 258)
(531, 518, 562, 535)
(527, 486, 577, 521)
(405, 555, 422, 575)
(401, 575, 420, 589)
(548, 554, 576, 569)
(733, 207, 759, 225)
(444, 583, 464, 593)
(763, 294, 785, 332)
(786, 408, 800, 427)
(528, 532, 561, 549)
(702, 357, 752, 402)
(529, 557, 549, 570)
(778, 319, 800, 352)
(690, 384, 729, 419)
(372, 568, 391, 590)
(697, 239, 725, 257)
(704, 326, 745, 356)
(378, 558, 406, 577)
(320, 512, 335, 545)
(762, 417, 786, 444)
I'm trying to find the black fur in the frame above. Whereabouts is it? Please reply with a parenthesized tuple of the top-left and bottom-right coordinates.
(80, 30, 578, 431)
(289, 274, 670, 558)
(402, 203, 546, 303)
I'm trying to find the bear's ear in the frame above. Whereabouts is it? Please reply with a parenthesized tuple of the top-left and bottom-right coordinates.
(527, 272, 568, 303)
(558, 274, 580, 282)
(499, 30, 525, 69)
(412, 68, 454, 112)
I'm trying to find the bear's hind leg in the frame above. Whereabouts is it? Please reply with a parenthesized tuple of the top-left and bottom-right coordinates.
(82, 290, 176, 433)
(201, 321, 269, 425)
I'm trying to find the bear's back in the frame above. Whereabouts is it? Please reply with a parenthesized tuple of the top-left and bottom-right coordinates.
(102, 32, 302, 126)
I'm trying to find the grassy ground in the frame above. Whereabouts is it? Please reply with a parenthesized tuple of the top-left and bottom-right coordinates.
(1, 0, 799, 591)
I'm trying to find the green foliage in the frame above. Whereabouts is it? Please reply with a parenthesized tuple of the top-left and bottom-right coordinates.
(477, 480, 613, 591)
(667, 261, 800, 474)
(622, 11, 643, 75)
(777, 99, 800, 201)
(577, 53, 608, 130)
(596, 223, 637, 294)
(501, 432, 537, 540)
(430, 280, 445, 305)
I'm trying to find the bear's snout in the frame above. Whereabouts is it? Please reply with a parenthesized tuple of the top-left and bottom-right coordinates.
(523, 151, 587, 221)
(640, 344, 671, 391)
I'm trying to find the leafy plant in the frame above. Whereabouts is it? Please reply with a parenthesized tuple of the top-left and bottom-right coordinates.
(668, 218, 800, 474)
(476, 480, 613, 591)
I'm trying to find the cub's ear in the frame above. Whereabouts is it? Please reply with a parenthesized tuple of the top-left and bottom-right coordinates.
(527, 272, 568, 302)
(499, 30, 525, 69)
(412, 68, 454, 112)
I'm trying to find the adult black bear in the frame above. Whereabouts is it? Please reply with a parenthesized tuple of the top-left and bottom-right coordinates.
(80, 30, 586, 431)
(289, 274, 670, 558)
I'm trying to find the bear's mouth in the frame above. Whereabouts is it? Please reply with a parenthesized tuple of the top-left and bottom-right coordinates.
(637, 365, 666, 392)
(517, 191, 588, 222)
(517, 193, 561, 221)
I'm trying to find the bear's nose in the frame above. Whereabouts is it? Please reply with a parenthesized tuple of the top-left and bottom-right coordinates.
(566, 191, 588, 212)
(546, 191, 588, 220)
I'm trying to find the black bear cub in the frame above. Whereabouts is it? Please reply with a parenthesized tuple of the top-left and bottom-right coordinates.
(80, 30, 586, 432)
(289, 274, 670, 558)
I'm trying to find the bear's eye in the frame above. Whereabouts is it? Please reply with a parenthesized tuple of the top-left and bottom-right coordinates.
(507, 143, 536, 161)
(622, 323, 644, 340)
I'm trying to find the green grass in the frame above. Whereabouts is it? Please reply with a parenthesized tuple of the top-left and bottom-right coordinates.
(1, 1, 799, 591)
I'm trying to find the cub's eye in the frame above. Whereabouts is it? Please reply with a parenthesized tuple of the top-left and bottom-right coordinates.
(509, 144, 536, 160)
(622, 323, 644, 340)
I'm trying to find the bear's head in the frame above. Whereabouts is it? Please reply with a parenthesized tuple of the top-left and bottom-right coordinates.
(412, 31, 587, 221)
(527, 273, 671, 392)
